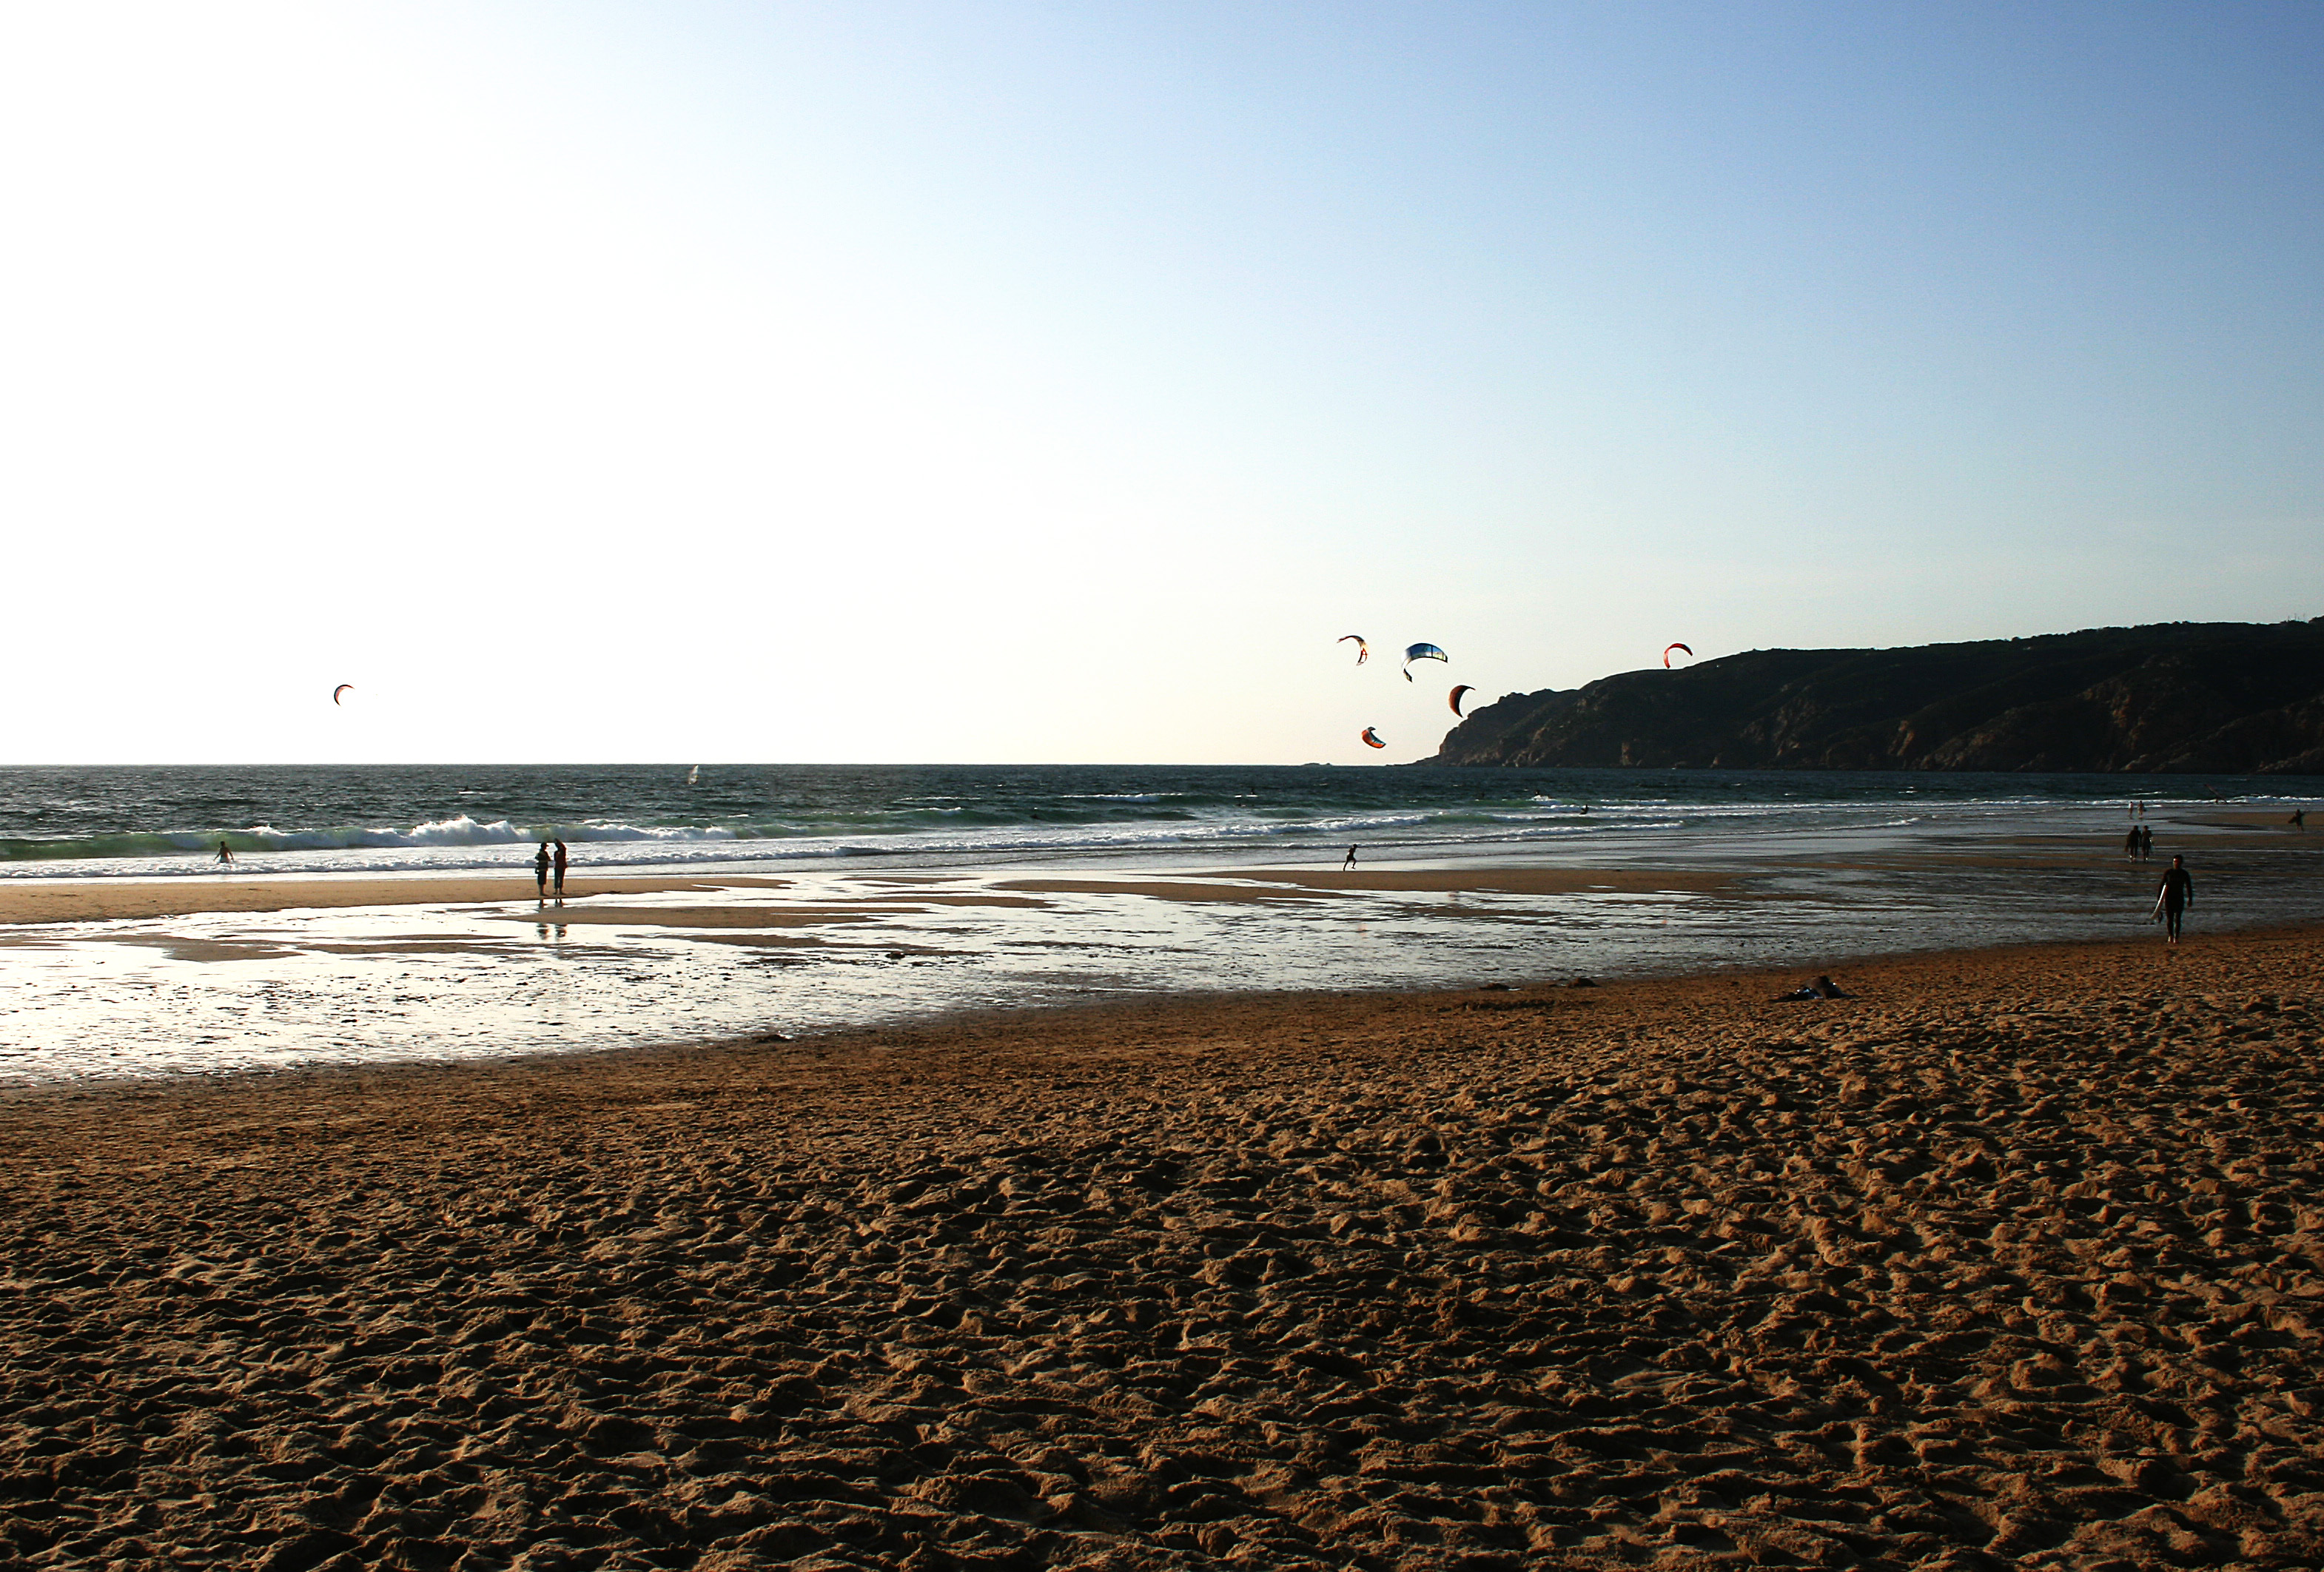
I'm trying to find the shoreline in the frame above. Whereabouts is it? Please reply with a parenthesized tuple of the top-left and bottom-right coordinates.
(4, 834, 2315, 1088)
(6, 918, 2317, 1110)
(4, 924, 2320, 1566)
(0, 864, 1754, 927)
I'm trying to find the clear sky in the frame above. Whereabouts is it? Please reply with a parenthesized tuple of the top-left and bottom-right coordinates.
(2, 1, 2317, 765)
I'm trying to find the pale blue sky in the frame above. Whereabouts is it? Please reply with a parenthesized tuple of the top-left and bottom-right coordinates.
(1, 2, 2317, 763)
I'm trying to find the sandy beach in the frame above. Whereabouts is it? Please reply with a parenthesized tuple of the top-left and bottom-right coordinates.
(4, 927, 2322, 1568)
(0, 877, 789, 927)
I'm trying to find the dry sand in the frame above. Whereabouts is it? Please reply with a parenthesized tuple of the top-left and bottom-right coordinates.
(5, 930, 2324, 1569)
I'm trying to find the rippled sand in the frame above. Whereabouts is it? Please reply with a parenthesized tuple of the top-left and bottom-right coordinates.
(4, 929, 2322, 1568)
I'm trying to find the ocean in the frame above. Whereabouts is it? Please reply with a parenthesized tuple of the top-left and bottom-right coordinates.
(3, 762, 2313, 879)
(2, 764, 2319, 1085)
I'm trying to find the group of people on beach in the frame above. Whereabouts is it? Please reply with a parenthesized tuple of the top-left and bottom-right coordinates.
(2122, 823, 2156, 859)
(535, 839, 568, 901)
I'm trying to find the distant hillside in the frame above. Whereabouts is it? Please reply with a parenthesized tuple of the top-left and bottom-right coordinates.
(1428, 620, 2324, 773)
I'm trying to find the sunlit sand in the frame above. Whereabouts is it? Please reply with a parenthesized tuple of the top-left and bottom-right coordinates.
(3, 930, 2319, 1565)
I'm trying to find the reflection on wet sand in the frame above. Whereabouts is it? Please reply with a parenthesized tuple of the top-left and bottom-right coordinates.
(0, 810, 2318, 1084)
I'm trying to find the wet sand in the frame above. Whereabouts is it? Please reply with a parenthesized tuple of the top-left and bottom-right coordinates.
(6, 928, 2324, 1568)
(0, 876, 790, 926)
(0, 867, 1742, 927)
(1008, 869, 1741, 900)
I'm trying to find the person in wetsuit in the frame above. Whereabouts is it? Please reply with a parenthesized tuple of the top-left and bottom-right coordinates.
(2154, 855, 2194, 944)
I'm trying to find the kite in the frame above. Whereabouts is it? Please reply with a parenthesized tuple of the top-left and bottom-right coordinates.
(1339, 635, 1368, 665)
(1449, 685, 1475, 716)
(1402, 642, 1447, 682)
(1662, 643, 1693, 668)
(332, 684, 353, 705)
(1360, 727, 1386, 749)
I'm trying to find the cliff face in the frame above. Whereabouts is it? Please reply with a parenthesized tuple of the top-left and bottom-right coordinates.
(1428, 620, 2324, 773)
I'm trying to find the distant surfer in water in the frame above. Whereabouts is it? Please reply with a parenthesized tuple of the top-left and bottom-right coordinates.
(2152, 855, 2194, 944)
(534, 841, 551, 902)
(553, 839, 568, 899)
(215, 841, 233, 866)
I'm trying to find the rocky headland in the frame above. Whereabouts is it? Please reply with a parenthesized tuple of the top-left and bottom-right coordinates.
(1429, 619, 2324, 773)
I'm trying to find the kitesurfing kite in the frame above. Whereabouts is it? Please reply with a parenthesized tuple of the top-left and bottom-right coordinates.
(1662, 643, 1693, 668)
(1339, 635, 1368, 665)
(1402, 643, 1447, 682)
(1360, 727, 1386, 749)
(332, 684, 353, 705)
(1449, 685, 1475, 716)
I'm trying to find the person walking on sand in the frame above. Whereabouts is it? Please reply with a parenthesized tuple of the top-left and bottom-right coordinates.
(534, 840, 551, 902)
(552, 839, 568, 899)
(2152, 854, 2194, 945)
(2140, 824, 2155, 860)
(2123, 825, 2141, 859)
(1342, 844, 1358, 871)
(2293, 809, 2307, 832)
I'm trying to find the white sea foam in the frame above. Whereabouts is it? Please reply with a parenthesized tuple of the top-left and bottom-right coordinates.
(216, 816, 753, 853)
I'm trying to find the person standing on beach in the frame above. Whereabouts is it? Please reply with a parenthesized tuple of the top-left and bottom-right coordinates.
(1342, 845, 1357, 870)
(2140, 824, 2155, 860)
(552, 839, 568, 899)
(2294, 809, 2307, 831)
(2123, 825, 2141, 859)
(2152, 855, 2194, 945)
(534, 840, 551, 902)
